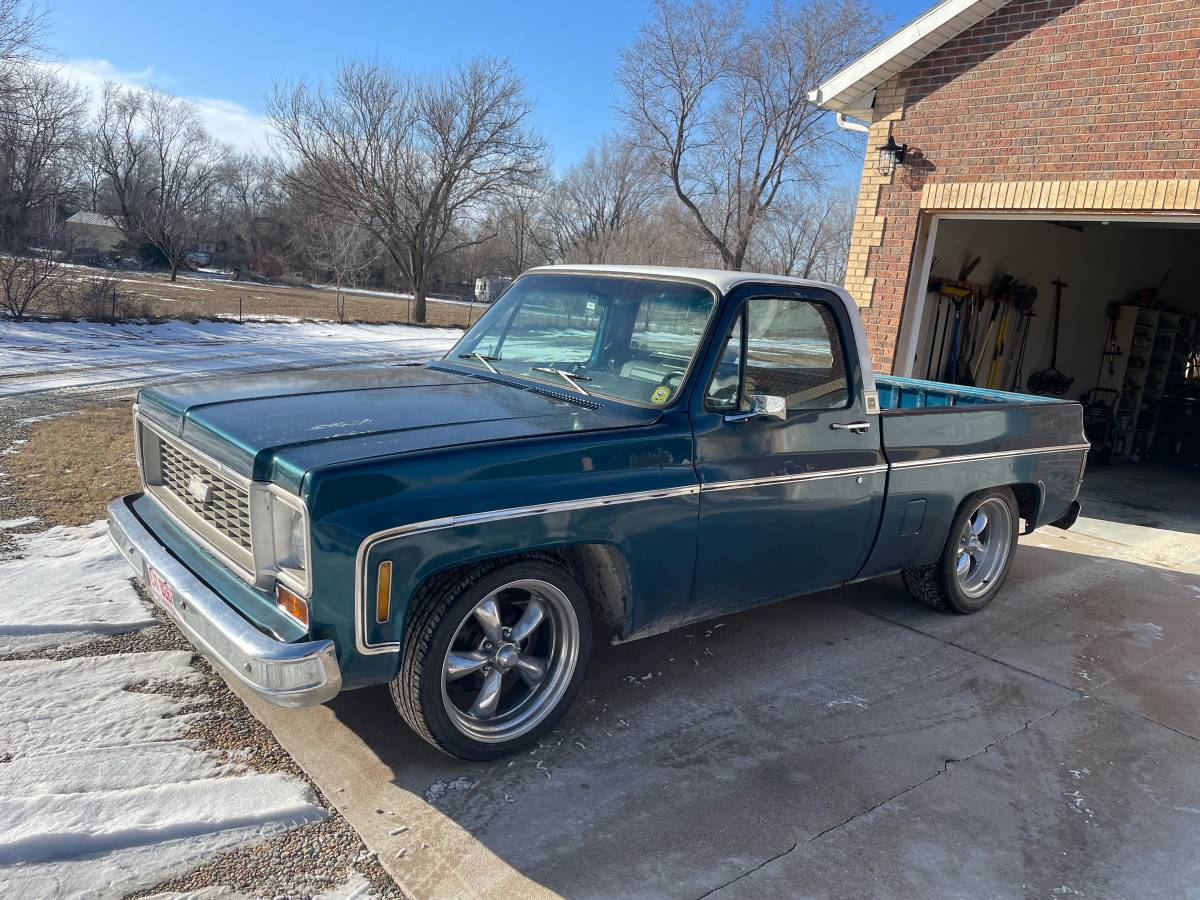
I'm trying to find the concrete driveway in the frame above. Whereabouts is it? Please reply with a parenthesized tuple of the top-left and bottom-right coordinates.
(238, 467, 1200, 899)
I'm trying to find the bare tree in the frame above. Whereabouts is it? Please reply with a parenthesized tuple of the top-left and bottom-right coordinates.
(94, 84, 228, 280)
(617, 0, 878, 270)
(0, 0, 42, 107)
(0, 247, 63, 319)
(269, 57, 545, 322)
(218, 152, 287, 266)
(74, 130, 108, 213)
(0, 65, 87, 247)
(298, 214, 379, 322)
(543, 135, 659, 264)
(750, 184, 854, 281)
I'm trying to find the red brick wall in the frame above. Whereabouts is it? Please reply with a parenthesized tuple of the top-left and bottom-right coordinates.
(857, 0, 1200, 371)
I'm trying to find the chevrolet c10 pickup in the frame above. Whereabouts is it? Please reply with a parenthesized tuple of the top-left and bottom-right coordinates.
(108, 265, 1088, 759)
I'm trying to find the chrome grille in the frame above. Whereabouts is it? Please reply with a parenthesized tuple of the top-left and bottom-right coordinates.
(158, 438, 252, 551)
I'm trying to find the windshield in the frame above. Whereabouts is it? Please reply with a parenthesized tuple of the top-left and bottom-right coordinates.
(449, 273, 718, 406)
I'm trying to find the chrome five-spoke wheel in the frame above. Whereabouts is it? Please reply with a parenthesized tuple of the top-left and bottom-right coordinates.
(392, 559, 591, 759)
(901, 486, 1019, 614)
(441, 578, 581, 743)
(954, 496, 1014, 599)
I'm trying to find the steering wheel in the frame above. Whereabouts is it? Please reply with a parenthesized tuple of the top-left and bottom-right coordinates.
(658, 371, 684, 393)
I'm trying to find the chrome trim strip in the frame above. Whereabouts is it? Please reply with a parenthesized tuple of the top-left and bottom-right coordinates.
(353, 462, 891, 654)
(138, 414, 253, 489)
(353, 442, 1089, 653)
(889, 443, 1091, 470)
(107, 497, 340, 707)
(699, 464, 888, 493)
(353, 483, 703, 655)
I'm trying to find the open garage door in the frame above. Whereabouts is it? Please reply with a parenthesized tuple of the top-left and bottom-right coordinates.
(895, 214, 1200, 524)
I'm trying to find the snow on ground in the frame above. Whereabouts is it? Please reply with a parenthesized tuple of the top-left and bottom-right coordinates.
(0, 525, 326, 896)
(309, 281, 479, 308)
(0, 318, 461, 398)
(0, 522, 155, 653)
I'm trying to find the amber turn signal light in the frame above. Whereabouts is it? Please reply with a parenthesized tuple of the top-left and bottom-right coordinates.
(376, 561, 393, 624)
(275, 583, 309, 628)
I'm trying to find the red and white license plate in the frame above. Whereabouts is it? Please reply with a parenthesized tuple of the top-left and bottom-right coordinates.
(146, 565, 175, 610)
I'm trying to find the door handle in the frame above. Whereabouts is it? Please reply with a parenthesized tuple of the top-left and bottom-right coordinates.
(831, 421, 872, 433)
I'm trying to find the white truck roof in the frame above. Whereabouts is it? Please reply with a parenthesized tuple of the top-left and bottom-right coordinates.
(527, 264, 843, 297)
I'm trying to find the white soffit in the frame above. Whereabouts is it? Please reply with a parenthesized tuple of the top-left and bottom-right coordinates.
(809, 0, 1012, 113)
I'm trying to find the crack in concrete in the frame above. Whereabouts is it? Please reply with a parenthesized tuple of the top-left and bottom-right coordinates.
(1091, 696, 1199, 744)
(845, 599, 1085, 698)
(698, 591, 1200, 898)
(694, 703, 1074, 899)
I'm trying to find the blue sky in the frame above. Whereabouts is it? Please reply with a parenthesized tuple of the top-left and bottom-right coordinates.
(46, 0, 932, 168)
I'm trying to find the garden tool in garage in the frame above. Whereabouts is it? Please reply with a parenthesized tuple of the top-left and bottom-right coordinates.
(924, 289, 946, 379)
(925, 256, 980, 382)
(942, 294, 968, 384)
(985, 280, 1037, 389)
(1093, 302, 1123, 390)
(1028, 277, 1075, 395)
(985, 298, 1014, 389)
(963, 273, 1014, 386)
(1006, 286, 1038, 392)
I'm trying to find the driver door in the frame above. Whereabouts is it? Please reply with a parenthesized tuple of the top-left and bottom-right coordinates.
(688, 285, 886, 619)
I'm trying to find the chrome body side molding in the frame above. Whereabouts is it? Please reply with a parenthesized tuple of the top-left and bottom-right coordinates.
(353, 441, 1089, 654)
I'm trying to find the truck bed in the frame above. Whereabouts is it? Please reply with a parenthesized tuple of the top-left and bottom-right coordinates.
(857, 375, 1088, 581)
(876, 375, 1066, 410)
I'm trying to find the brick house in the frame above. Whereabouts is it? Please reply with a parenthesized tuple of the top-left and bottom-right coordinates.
(813, 0, 1200, 465)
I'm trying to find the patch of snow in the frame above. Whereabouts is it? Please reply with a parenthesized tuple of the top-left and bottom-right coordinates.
(0, 516, 40, 530)
(1124, 621, 1164, 645)
(0, 522, 155, 653)
(310, 282, 478, 308)
(0, 318, 460, 398)
(314, 872, 376, 899)
(825, 695, 870, 710)
(0, 650, 324, 894)
(0, 525, 326, 895)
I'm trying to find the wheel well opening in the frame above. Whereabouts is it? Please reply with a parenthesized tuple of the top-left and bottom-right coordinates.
(1009, 482, 1042, 533)
(545, 544, 631, 636)
(418, 545, 631, 636)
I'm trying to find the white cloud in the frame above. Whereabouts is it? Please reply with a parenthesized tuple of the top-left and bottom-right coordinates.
(41, 57, 273, 153)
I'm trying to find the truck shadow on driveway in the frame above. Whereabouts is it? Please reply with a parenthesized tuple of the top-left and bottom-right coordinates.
(320, 541, 1200, 899)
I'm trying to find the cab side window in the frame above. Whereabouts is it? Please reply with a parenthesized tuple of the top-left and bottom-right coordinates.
(705, 298, 849, 413)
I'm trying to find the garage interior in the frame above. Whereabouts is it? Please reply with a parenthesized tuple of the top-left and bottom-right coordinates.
(900, 216, 1200, 514)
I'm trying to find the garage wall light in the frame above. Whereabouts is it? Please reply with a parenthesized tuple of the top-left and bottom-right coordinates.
(877, 134, 908, 177)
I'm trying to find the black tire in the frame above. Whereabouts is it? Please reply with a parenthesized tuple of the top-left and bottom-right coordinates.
(901, 486, 1019, 614)
(390, 557, 592, 760)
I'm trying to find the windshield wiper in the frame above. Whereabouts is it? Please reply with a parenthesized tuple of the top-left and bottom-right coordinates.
(458, 352, 499, 374)
(532, 366, 592, 396)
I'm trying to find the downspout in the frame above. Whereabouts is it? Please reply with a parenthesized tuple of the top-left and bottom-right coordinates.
(836, 112, 870, 134)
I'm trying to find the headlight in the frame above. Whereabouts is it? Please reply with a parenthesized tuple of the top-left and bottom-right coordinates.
(251, 485, 311, 597)
(272, 501, 308, 574)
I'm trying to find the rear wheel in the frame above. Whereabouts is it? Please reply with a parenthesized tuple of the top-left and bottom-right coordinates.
(391, 559, 591, 760)
(901, 487, 1019, 614)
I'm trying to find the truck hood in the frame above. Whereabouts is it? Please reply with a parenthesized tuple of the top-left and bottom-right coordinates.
(137, 364, 661, 493)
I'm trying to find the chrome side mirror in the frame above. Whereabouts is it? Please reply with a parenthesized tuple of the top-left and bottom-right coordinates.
(724, 394, 787, 423)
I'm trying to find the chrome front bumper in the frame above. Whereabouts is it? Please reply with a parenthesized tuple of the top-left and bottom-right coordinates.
(107, 496, 341, 708)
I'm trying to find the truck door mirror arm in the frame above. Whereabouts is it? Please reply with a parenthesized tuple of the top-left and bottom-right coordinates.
(723, 394, 787, 423)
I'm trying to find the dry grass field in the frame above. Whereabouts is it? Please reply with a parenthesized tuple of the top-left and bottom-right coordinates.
(5, 404, 140, 526)
(60, 267, 484, 329)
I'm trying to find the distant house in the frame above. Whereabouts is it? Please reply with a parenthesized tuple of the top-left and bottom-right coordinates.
(64, 211, 124, 255)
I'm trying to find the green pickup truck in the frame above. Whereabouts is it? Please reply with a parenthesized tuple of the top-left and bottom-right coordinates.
(108, 265, 1088, 759)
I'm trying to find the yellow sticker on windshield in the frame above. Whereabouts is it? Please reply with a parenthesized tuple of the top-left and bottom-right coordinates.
(651, 386, 671, 405)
